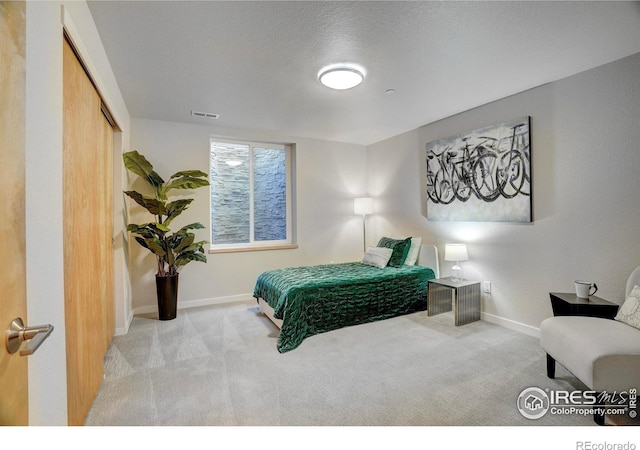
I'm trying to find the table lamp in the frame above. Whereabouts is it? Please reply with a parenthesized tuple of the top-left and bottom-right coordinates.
(445, 243, 468, 282)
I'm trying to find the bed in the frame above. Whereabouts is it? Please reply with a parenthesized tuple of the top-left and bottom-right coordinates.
(253, 243, 439, 352)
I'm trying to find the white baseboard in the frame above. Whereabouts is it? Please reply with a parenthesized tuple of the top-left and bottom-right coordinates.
(125, 294, 541, 341)
(114, 314, 132, 336)
(482, 311, 540, 338)
(130, 293, 255, 319)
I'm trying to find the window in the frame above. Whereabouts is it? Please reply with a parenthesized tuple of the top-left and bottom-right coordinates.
(209, 138, 295, 252)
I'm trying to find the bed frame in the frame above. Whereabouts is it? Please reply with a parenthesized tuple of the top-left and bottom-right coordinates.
(258, 244, 439, 329)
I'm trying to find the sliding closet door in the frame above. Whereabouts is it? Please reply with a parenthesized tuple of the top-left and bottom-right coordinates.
(62, 36, 114, 426)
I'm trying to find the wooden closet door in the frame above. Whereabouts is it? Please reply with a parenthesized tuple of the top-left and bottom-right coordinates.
(62, 36, 114, 426)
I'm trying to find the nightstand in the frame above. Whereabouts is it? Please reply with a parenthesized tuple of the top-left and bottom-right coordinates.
(549, 292, 619, 319)
(428, 277, 481, 325)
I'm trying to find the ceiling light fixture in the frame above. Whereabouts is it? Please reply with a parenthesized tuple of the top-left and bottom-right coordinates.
(318, 64, 365, 90)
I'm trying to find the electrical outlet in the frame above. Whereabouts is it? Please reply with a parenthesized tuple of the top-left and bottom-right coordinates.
(483, 281, 491, 293)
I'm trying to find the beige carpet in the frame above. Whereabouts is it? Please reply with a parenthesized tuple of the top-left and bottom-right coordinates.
(85, 300, 608, 427)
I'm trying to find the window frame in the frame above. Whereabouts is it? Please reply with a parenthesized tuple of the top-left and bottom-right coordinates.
(208, 137, 296, 253)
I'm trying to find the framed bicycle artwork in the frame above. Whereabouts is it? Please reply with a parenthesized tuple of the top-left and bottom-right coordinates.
(425, 116, 532, 222)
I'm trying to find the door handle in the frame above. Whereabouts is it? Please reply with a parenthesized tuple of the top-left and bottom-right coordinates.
(5, 318, 54, 356)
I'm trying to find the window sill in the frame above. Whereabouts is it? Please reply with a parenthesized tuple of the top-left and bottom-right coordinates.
(208, 244, 299, 254)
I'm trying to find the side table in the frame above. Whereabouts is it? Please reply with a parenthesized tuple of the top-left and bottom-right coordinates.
(549, 292, 619, 319)
(428, 277, 481, 325)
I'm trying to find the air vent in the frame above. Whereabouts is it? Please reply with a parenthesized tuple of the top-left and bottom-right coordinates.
(191, 111, 220, 119)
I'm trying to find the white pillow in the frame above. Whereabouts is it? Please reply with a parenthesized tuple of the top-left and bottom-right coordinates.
(404, 236, 422, 266)
(615, 285, 640, 330)
(362, 247, 393, 269)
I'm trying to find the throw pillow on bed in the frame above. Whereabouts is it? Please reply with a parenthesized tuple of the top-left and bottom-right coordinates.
(404, 236, 422, 266)
(362, 247, 394, 268)
(615, 285, 640, 330)
(377, 236, 412, 267)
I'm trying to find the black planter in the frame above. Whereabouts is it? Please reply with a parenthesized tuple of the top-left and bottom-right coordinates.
(155, 274, 179, 320)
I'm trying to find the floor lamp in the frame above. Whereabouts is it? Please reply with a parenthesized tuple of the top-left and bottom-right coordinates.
(354, 197, 374, 252)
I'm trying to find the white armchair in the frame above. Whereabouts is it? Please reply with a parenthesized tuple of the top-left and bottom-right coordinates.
(540, 266, 640, 425)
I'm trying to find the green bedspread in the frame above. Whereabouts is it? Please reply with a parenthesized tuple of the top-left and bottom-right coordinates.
(253, 262, 436, 352)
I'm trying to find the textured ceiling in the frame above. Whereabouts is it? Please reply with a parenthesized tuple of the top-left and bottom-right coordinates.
(87, 1, 640, 145)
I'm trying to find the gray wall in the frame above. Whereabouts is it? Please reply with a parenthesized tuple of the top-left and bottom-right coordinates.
(367, 52, 640, 335)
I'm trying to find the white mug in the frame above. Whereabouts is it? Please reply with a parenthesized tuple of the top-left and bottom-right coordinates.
(575, 280, 598, 298)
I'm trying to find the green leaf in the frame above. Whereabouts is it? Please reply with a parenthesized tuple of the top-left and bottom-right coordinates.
(127, 223, 147, 233)
(175, 251, 207, 266)
(127, 223, 170, 239)
(124, 191, 168, 216)
(175, 222, 206, 235)
(165, 176, 210, 193)
(192, 240, 208, 249)
(144, 238, 166, 256)
(165, 244, 175, 266)
(174, 234, 195, 253)
(133, 236, 151, 251)
(150, 222, 170, 233)
(169, 170, 209, 179)
(128, 224, 156, 239)
(179, 241, 207, 254)
(164, 199, 193, 226)
(123, 151, 165, 186)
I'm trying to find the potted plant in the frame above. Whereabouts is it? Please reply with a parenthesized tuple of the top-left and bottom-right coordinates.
(123, 150, 210, 320)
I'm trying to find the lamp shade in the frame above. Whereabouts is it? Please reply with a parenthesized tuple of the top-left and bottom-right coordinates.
(354, 197, 374, 215)
(444, 243, 468, 262)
